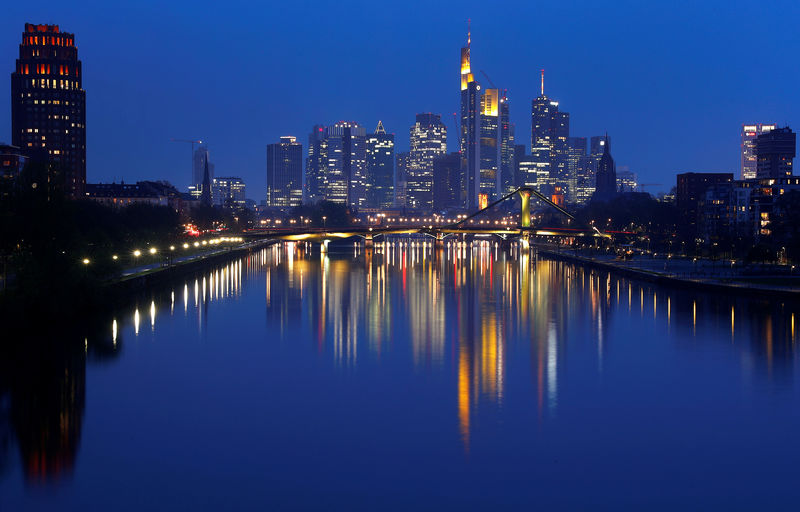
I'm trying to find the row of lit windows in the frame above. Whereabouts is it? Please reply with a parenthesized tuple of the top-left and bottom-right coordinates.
(18, 63, 79, 77)
(23, 35, 74, 47)
(22, 78, 81, 90)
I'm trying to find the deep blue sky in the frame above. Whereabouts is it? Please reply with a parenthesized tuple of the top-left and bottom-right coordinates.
(2, 0, 799, 197)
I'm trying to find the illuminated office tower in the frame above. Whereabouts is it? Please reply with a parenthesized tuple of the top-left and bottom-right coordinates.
(212, 176, 246, 208)
(479, 88, 501, 205)
(741, 123, 776, 180)
(499, 94, 516, 194)
(305, 125, 327, 202)
(11, 23, 86, 197)
(531, 71, 569, 188)
(395, 151, 410, 208)
(567, 137, 587, 203)
(460, 25, 481, 210)
(755, 126, 795, 179)
(408, 113, 447, 211)
(616, 166, 638, 192)
(513, 144, 527, 190)
(324, 121, 367, 208)
(266, 136, 303, 208)
(365, 121, 395, 209)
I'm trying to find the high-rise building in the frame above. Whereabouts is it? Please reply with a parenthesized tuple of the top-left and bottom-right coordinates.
(305, 122, 367, 208)
(567, 137, 587, 203)
(408, 113, 447, 211)
(499, 95, 516, 195)
(479, 88, 501, 204)
(741, 123, 776, 180)
(11, 23, 86, 198)
(616, 166, 638, 192)
(305, 125, 326, 202)
(433, 152, 463, 211)
(395, 151, 410, 208)
(755, 126, 795, 179)
(676, 172, 733, 235)
(365, 121, 394, 209)
(513, 144, 526, 191)
(460, 25, 481, 211)
(213, 176, 246, 208)
(266, 136, 303, 209)
(531, 71, 569, 188)
(593, 136, 617, 201)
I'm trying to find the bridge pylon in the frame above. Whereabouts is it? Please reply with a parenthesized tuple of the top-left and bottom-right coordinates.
(518, 188, 532, 228)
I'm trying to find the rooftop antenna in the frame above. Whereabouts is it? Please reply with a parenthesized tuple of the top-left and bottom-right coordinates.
(467, 19, 471, 48)
(540, 69, 545, 96)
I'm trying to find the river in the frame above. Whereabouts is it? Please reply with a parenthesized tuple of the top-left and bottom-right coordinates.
(2, 240, 799, 510)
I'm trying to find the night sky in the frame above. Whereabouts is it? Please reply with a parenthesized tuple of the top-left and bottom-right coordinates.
(1, 0, 798, 197)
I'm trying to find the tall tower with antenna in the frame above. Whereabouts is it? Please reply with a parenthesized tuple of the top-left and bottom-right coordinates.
(460, 20, 482, 210)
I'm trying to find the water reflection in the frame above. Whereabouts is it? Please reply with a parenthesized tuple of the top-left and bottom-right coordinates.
(1, 241, 798, 485)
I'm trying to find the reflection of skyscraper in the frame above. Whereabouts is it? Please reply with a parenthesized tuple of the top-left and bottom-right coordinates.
(741, 123, 776, 180)
(365, 121, 395, 209)
(11, 23, 86, 198)
(408, 114, 447, 211)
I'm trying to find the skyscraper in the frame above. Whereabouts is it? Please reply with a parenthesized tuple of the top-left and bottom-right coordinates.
(593, 136, 617, 201)
(408, 113, 447, 211)
(460, 25, 481, 211)
(755, 126, 795, 179)
(212, 176, 246, 208)
(326, 121, 367, 209)
(567, 136, 587, 203)
(530, 71, 569, 189)
(433, 152, 463, 211)
(11, 23, 86, 197)
(480, 88, 501, 204)
(499, 94, 516, 195)
(305, 125, 326, 203)
(266, 136, 303, 209)
(395, 151, 410, 208)
(741, 123, 776, 180)
(365, 121, 395, 209)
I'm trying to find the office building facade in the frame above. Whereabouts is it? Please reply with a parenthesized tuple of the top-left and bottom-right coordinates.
(741, 123, 776, 180)
(408, 113, 447, 211)
(11, 23, 86, 197)
(266, 136, 303, 209)
(365, 121, 394, 209)
(755, 126, 795, 179)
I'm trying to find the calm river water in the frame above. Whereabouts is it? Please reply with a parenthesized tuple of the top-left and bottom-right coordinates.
(2, 240, 800, 510)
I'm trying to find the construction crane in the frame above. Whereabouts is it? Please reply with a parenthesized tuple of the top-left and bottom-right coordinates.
(480, 70, 497, 89)
(171, 138, 203, 184)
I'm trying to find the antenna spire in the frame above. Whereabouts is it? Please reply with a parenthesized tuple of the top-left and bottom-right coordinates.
(540, 69, 545, 96)
(467, 19, 471, 48)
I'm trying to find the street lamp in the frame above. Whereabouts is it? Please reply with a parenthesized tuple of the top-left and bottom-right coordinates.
(82, 258, 90, 265)
(133, 250, 142, 258)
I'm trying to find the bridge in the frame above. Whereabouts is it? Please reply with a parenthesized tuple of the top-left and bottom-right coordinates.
(246, 187, 611, 250)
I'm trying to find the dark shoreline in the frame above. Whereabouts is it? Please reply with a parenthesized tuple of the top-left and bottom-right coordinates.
(537, 248, 800, 300)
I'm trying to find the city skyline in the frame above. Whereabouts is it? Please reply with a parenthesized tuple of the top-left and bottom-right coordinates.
(1, 1, 799, 195)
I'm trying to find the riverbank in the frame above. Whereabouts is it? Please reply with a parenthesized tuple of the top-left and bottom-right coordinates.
(109, 238, 277, 294)
(537, 247, 800, 299)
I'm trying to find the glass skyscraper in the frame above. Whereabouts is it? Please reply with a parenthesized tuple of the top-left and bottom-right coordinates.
(365, 121, 395, 209)
(266, 136, 303, 209)
(408, 113, 447, 211)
